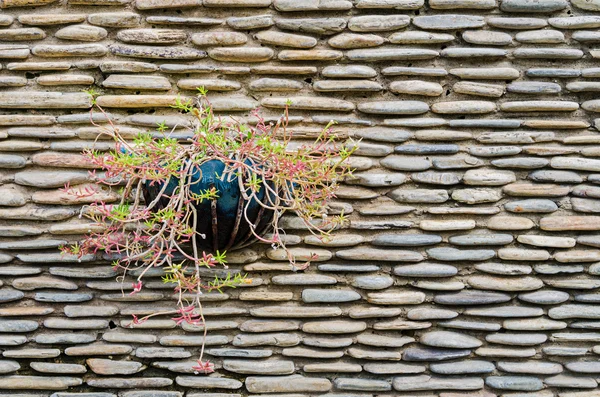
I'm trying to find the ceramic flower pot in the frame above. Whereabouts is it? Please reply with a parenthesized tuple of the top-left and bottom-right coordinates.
(142, 159, 274, 253)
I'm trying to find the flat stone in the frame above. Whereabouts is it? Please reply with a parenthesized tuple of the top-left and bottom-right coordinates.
(486, 376, 544, 391)
(412, 171, 462, 185)
(87, 359, 144, 375)
(394, 375, 484, 391)
(498, 361, 562, 375)
(374, 234, 442, 247)
(486, 333, 547, 346)
(358, 100, 429, 115)
(549, 304, 600, 319)
(223, 359, 294, 375)
(350, 275, 394, 290)
(301, 289, 361, 303)
(0, 376, 82, 390)
(0, 361, 19, 374)
(31, 44, 108, 58)
(13, 276, 77, 291)
(449, 233, 512, 246)
(250, 306, 341, 318)
(420, 331, 482, 349)
(347, 49, 438, 62)
(543, 375, 597, 389)
(255, 30, 316, 48)
(304, 363, 361, 373)
(367, 291, 426, 305)
(390, 80, 444, 97)
(103, 75, 171, 90)
(262, 96, 354, 112)
(348, 15, 410, 32)
(430, 360, 495, 374)
(109, 44, 206, 60)
(245, 375, 331, 393)
(175, 376, 241, 389)
(432, 101, 496, 114)
(435, 290, 511, 305)
(86, 378, 173, 389)
(337, 247, 423, 262)
(454, 81, 505, 97)
(504, 318, 567, 331)
(468, 275, 543, 291)
(389, 188, 449, 204)
(275, 18, 346, 35)
(408, 308, 458, 320)
(413, 15, 485, 30)
(572, 0, 600, 9)
(427, 247, 495, 261)
(225, 14, 272, 30)
(394, 263, 457, 278)
(541, 216, 600, 231)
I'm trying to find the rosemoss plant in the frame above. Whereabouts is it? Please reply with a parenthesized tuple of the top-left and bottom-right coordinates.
(62, 89, 356, 373)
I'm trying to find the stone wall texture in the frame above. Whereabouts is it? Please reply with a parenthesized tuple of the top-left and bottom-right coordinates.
(2, 0, 600, 395)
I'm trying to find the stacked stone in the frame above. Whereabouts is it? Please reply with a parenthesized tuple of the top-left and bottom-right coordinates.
(1, 0, 600, 395)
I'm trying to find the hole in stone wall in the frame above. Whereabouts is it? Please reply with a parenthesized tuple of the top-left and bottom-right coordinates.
(108, 320, 117, 329)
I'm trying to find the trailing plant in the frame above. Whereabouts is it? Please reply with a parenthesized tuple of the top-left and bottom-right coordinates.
(62, 88, 356, 373)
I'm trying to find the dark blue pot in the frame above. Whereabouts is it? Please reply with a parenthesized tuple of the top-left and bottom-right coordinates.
(142, 159, 274, 253)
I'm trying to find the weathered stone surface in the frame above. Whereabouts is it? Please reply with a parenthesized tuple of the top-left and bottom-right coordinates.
(413, 15, 485, 30)
(0, 376, 82, 390)
(393, 375, 484, 391)
(420, 331, 482, 349)
(245, 375, 331, 393)
(430, 360, 495, 374)
(275, 18, 346, 35)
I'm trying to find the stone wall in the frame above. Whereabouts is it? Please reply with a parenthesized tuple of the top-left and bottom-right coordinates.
(0, 0, 600, 395)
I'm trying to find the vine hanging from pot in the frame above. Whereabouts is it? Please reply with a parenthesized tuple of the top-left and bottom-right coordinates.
(62, 88, 356, 373)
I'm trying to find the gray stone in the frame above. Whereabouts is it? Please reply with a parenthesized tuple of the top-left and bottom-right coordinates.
(0, 360, 20, 374)
(334, 378, 391, 391)
(222, 359, 294, 375)
(351, 275, 394, 290)
(430, 360, 495, 374)
(505, 199, 558, 213)
(435, 290, 511, 305)
(543, 375, 597, 388)
(301, 289, 361, 303)
(403, 347, 471, 361)
(337, 247, 423, 262)
(486, 376, 544, 391)
(381, 155, 432, 171)
(498, 361, 563, 375)
(420, 331, 482, 349)
(393, 375, 484, 391)
(348, 15, 410, 32)
(348, 49, 438, 62)
(0, 289, 24, 303)
(394, 263, 457, 277)
(449, 233, 513, 246)
(468, 275, 543, 291)
(413, 15, 485, 30)
(245, 375, 331, 393)
(34, 334, 96, 344)
(86, 378, 173, 388)
(426, 247, 495, 261)
(0, 375, 82, 390)
(275, 18, 346, 35)
(374, 234, 442, 247)
(519, 290, 570, 305)
(389, 188, 449, 203)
